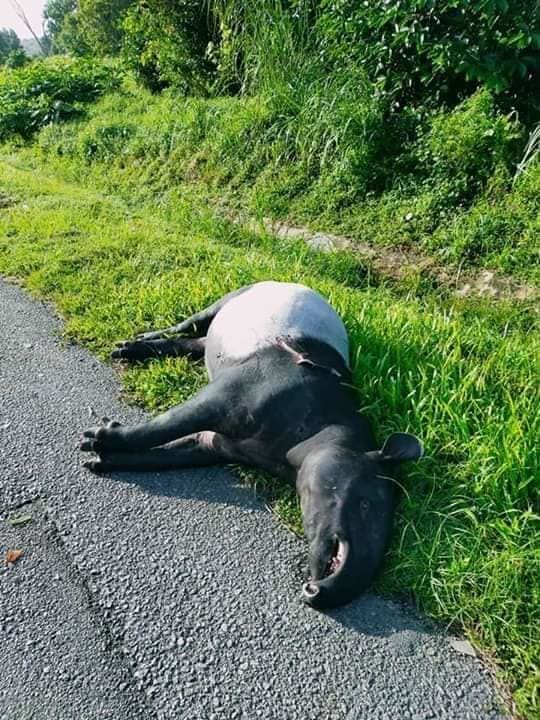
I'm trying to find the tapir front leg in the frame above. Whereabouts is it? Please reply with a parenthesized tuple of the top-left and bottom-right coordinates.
(83, 432, 238, 473)
(81, 373, 237, 454)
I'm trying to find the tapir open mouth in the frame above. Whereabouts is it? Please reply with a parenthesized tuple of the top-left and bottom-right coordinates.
(302, 537, 350, 604)
(323, 537, 346, 578)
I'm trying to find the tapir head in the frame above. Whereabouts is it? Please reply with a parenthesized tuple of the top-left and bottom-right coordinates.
(296, 432, 422, 610)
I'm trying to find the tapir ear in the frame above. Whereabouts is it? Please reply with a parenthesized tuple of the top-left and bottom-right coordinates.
(380, 433, 423, 462)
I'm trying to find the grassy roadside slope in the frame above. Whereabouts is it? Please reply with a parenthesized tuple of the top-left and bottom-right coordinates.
(33, 84, 540, 287)
(0, 153, 538, 716)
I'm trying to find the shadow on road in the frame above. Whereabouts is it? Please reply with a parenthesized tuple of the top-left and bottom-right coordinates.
(102, 465, 264, 511)
(97, 465, 430, 642)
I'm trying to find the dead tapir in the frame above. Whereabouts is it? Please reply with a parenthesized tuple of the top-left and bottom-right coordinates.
(81, 281, 422, 609)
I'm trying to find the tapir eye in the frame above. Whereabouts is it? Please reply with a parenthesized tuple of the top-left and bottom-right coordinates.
(359, 498, 370, 516)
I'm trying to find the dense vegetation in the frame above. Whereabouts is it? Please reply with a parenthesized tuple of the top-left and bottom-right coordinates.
(43, 0, 540, 108)
(0, 57, 120, 141)
(0, 0, 539, 716)
(0, 27, 26, 68)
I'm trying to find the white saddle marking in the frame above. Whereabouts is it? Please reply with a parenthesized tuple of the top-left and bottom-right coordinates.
(205, 282, 349, 378)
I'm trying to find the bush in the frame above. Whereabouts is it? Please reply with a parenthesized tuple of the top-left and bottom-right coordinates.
(121, 1, 219, 94)
(0, 57, 122, 142)
(427, 161, 540, 279)
(417, 91, 523, 201)
(4, 49, 30, 70)
(77, 122, 136, 162)
(316, 0, 540, 112)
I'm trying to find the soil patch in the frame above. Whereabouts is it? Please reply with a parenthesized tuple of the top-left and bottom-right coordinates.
(241, 215, 538, 303)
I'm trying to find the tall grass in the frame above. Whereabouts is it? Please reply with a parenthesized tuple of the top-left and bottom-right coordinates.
(211, 0, 394, 185)
(212, 0, 315, 95)
(35, 82, 539, 284)
(515, 123, 540, 182)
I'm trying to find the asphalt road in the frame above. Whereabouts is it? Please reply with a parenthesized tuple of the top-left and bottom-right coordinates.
(0, 279, 508, 720)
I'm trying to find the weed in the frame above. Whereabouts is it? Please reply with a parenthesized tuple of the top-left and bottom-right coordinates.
(0, 57, 121, 141)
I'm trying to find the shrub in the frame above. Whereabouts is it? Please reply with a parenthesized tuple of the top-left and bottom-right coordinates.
(77, 122, 136, 162)
(4, 48, 30, 70)
(417, 90, 523, 201)
(121, 1, 219, 94)
(316, 0, 540, 112)
(427, 160, 540, 279)
(0, 57, 122, 141)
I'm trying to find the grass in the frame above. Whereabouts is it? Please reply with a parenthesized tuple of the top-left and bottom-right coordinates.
(31, 82, 540, 286)
(0, 151, 538, 717)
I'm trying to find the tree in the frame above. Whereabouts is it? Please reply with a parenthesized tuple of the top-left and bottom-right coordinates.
(77, 0, 135, 56)
(0, 28, 22, 63)
(44, 0, 77, 52)
(44, 0, 135, 56)
(122, 0, 220, 93)
(4, 47, 29, 67)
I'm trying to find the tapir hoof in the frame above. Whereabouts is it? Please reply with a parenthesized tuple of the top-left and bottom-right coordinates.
(111, 340, 155, 361)
(80, 418, 125, 453)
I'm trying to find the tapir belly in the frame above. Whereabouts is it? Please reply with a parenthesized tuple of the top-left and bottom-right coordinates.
(205, 281, 349, 378)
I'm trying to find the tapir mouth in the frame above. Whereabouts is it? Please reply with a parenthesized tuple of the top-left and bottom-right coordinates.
(302, 537, 351, 606)
(323, 537, 345, 578)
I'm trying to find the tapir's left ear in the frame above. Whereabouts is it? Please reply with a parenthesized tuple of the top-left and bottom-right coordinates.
(380, 432, 423, 462)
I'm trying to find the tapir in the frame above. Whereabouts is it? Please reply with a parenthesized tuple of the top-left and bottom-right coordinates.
(81, 281, 422, 609)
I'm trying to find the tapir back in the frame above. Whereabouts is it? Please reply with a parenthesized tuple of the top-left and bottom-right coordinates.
(205, 281, 349, 378)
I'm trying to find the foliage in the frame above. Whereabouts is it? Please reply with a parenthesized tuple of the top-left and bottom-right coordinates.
(0, 28, 23, 65)
(35, 83, 538, 283)
(3, 49, 30, 70)
(77, 121, 135, 161)
(78, 0, 135, 56)
(39, 0, 540, 111)
(44, 0, 77, 53)
(1, 5, 539, 716)
(121, 1, 219, 94)
(0, 57, 121, 141)
(315, 0, 540, 110)
(209, 0, 316, 94)
(206, 1, 540, 114)
(44, 0, 135, 56)
(44, 0, 76, 39)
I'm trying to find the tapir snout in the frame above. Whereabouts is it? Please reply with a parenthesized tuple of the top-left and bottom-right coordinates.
(294, 438, 421, 609)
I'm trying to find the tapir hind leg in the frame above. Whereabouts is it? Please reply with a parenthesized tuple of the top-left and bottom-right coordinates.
(83, 432, 238, 473)
(131, 285, 253, 342)
(112, 336, 205, 362)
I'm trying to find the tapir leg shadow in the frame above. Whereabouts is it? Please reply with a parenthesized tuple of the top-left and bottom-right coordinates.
(83, 433, 235, 473)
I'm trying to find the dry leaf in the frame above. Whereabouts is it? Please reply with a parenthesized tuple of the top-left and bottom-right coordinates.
(8, 514, 32, 527)
(6, 548, 23, 564)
